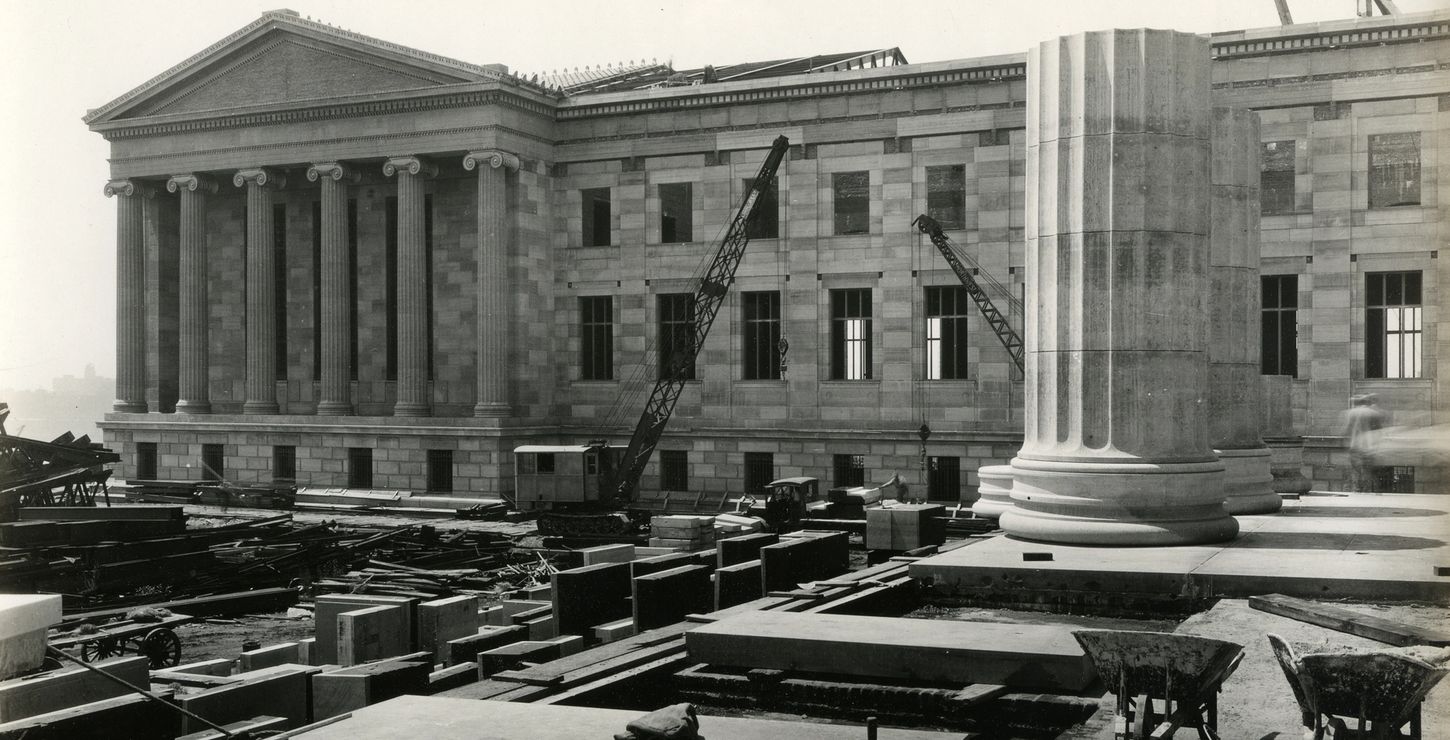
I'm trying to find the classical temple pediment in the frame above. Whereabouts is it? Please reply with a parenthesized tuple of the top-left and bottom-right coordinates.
(85, 9, 499, 127)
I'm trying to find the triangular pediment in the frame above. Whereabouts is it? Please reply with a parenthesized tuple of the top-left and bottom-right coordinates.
(87, 10, 496, 125)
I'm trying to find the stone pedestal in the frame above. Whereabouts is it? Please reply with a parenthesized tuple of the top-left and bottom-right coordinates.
(1002, 29, 1238, 545)
(1262, 374, 1311, 495)
(971, 464, 1014, 520)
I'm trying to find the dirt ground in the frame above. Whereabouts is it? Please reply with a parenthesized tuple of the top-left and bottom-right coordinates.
(169, 611, 317, 665)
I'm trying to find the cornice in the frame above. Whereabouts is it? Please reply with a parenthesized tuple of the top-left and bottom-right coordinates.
(1212, 62, 1449, 93)
(1210, 15, 1450, 60)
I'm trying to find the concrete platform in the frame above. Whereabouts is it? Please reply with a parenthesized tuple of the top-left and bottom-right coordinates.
(292, 695, 963, 739)
(911, 493, 1450, 610)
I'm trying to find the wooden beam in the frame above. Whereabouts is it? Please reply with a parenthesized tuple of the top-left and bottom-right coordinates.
(1248, 594, 1450, 647)
(1273, 0, 1294, 25)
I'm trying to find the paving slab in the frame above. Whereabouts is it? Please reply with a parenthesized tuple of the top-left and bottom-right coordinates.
(911, 494, 1450, 608)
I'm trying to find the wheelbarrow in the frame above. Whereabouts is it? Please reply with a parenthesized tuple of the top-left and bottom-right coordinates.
(1268, 634, 1448, 739)
(1073, 630, 1245, 739)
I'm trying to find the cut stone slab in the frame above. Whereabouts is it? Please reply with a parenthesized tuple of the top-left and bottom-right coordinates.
(0, 595, 61, 680)
(239, 642, 301, 672)
(685, 611, 1096, 691)
(865, 504, 946, 552)
(177, 665, 313, 733)
(551, 561, 632, 635)
(446, 625, 526, 667)
(593, 618, 636, 644)
(337, 605, 410, 667)
(0, 656, 148, 723)
(714, 559, 763, 610)
(417, 596, 480, 657)
(312, 660, 431, 720)
(576, 543, 636, 566)
(633, 564, 712, 631)
(313, 595, 418, 665)
(717, 532, 778, 568)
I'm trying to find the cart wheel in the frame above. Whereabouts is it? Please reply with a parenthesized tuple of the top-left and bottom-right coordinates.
(141, 628, 181, 668)
(80, 638, 119, 663)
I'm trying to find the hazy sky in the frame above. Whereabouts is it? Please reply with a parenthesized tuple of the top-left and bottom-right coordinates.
(0, 0, 1441, 391)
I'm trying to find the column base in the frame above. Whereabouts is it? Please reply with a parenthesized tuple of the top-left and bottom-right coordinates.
(113, 401, 148, 413)
(1217, 447, 1281, 515)
(473, 403, 510, 418)
(317, 401, 354, 416)
(1002, 456, 1238, 546)
(243, 401, 280, 415)
(175, 400, 211, 415)
(393, 402, 431, 417)
(971, 464, 1014, 520)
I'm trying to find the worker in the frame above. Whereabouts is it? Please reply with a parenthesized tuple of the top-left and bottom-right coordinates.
(1340, 394, 1390, 492)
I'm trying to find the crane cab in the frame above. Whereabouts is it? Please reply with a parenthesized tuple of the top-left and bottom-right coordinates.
(513, 444, 623, 511)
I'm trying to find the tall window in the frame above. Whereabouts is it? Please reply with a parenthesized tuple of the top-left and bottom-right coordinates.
(743, 177, 779, 239)
(136, 442, 158, 480)
(273, 204, 288, 380)
(742, 291, 781, 380)
(659, 183, 692, 243)
(1261, 275, 1298, 377)
(580, 296, 614, 380)
(311, 200, 323, 382)
(427, 449, 453, 493)
(658, 294, 696, 380)
(830, 289, 872, 380)
(1368, 132, 1420, 208)
(833, 454, 865, 488)
(927, 456, 961, 502)
(582, 187, 612, 246)
(743, 452, 775, 495)
(660, 450, 688, 492)
(832, 171, 870, 235)
(348, 448, 373, 489)
(201, 444, 224, 482)
(1366, 271, 1422, 379)
(926, 165, 967, 230)
(926, 286, 971, 380)
(385, 196, 399, 381)
(273, 445, 297, 482)
(1260, 140, 1296, 216)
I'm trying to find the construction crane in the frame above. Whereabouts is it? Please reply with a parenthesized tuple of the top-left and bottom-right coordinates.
(515, 135, 791, 537)
(912, 214, 1025, 373)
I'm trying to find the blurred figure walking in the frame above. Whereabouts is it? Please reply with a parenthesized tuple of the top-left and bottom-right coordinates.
(1340, 394, 1390, 492)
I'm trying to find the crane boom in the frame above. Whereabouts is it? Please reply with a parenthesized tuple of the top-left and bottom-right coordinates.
(609, 135, 791, 504)
(912, 214, 1025, 373)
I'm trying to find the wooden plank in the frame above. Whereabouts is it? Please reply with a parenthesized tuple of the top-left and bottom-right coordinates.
(534, 652, 690, 705)
(950, 684, 1010, 707)
(1248, 594, 1450, 647)
(0, 656, 149, 722)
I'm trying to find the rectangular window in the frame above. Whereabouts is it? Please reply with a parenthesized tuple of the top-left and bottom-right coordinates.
(743, 177, 779, 239)
(830, 289, 873, 380)
(742, 291, 782, 380)
(1366, 271, 1422, 379)
(348, 198, 359, 381)
(832, 171, 870, 235)
(385, 196, 399, 382)
(136, 442, 158, 480)
(201, 444, 224, 482)
(582, 187, 612, 247)
(925, 286, 971, 380)
(1383, 466, 1416, 494)
(658, 293, 696, 380)
(427, 449, 453, 493)
(926, 165, 967, 230)
(580, 296, 614, 380)
(833, 454, 866, 488)
(1261, 275, 1298, 377)
(658, 183, 693, 243)
(1368, 132, 1420, 208)
(311, 200, 323, 382)
(348, 447, 373, 489)
(743, 452, 775, 496)
(273, 204, 288, 380)
(660, 450, 688, 492)
(1260, 140, 1296, 216)
(273, 445, 296, 482)
(927, 456, 961, 502)
(536, 452, 555, 474)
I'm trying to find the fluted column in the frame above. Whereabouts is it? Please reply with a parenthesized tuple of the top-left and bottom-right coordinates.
(1003, 29, 1237, 545)
(106, 179, 152, 412)
(235, 168, 286, 414)
(464, 150, 520, 417)
(383, 156, 437, 416)
(309, 162, 360, 416)
(1209, 108, 1280, 515)
(167, 174, 217, 415)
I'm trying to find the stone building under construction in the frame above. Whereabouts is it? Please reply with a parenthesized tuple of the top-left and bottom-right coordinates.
(91, 8, 1448, 501)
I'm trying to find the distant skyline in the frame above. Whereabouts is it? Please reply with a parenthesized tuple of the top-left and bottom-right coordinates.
(1, 0, 1442, 391)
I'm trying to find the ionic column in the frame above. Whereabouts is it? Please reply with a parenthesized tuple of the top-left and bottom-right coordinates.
(1003, 29, 1238, 545)
(308, 162, 361, 416)
(1209, 108, 1280, 515)
(383, 156, 437, 416)
(464, 150, 520, 417)
(106, 179, 152, 413)
(235, 168, 286, 414)
(167, 174, 217, 415)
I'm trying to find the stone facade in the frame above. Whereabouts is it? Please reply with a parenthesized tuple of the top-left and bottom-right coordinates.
(93, 9, 1448, 499)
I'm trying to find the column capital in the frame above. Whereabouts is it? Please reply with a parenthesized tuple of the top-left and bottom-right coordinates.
(166, 174, 218, 194)
(103, 179, 155, 198)
(382, 156, 438, 178)
(306, 162, 361, 183)
(233, 167, 287, 189)
(463, 150, 521, 172)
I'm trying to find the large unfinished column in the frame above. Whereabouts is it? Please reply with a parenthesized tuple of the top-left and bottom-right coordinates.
(168, 174, 217, 415)
(1209, 108, 1280, 515)
(236, 168, 285, 415)
(383, 156, 437, 417)
(106, 179, 151, 412)
(1003, 29, 1238, 545)
(464, 150, 520, 418)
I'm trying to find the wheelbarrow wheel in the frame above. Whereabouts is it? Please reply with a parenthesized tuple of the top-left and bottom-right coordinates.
(141, 628, 182, 668)
(80, 638, 119, 663)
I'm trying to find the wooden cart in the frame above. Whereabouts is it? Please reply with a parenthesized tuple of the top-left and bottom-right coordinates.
(50, 613, 191, 669)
